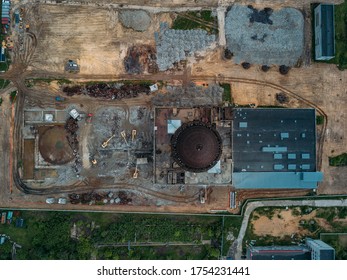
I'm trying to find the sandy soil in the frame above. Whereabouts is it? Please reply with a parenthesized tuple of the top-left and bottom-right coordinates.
(251, 208, 341, 237)
(27, 4, 171, 75)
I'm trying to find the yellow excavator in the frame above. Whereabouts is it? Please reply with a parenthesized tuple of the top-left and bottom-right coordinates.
(101, 135, 115, 148)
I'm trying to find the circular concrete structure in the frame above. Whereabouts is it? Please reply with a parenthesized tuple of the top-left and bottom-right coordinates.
(171, 121, 222, 173)
(39, 126, 74, 165)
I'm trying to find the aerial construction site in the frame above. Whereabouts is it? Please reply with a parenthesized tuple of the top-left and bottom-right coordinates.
(0, 0, 346, 215)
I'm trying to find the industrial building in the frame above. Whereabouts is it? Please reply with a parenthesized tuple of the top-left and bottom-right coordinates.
(247, 239, 335, 260)
(314, 4, 335, 60)
(232, 108, 323, 189)
(153, 107, 322, 189)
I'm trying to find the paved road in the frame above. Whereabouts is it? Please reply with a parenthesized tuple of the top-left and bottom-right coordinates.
(96, 240, 210, 248)
(230, 198, 347, 260)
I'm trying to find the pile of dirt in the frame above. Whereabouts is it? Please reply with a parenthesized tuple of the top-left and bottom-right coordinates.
(63, 83, 150, 99)
(124, 45, 158, 74)
(119, 10, 151, 32)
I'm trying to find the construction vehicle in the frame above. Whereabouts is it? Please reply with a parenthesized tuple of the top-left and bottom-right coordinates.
(133, 166, 139, 179)
(120, 130, 128, 145)
(55, 96, 65, 102)
(131, 129, 137, 142)
(101, 135, 115, 148)
(1, 212, 6, 224)
(25, 24, 30, 32)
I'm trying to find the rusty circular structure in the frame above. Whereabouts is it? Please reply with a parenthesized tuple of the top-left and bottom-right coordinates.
(171, 121, 222, 173)
(39, 126, 74, 165)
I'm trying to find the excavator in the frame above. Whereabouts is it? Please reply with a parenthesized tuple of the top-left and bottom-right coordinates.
(133, 166, 139, 179)
(101, 135, 115, 148)
(131, 129, 137, 142)
(120, 131, 128, 145)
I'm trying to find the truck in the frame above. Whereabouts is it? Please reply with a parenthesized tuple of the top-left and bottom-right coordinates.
(1, 212, 6, 224)
(55, 96, 65, 102)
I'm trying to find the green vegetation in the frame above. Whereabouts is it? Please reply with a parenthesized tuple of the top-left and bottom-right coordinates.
(220, 83, 232, 103)
(0, 79, 10, 89)
(329, 153, 347, 166)
(0, 96, 2, 106)
(316, 115, 324, 125)
(321, 234, 347, 260)
(0, 211, 241, 260)
(334, 1, 347, 69)
(9, 90, 17, 103)
(172, 11, 218, 34)
(0, 62, 9, 71)
(25, 78, 72, 88)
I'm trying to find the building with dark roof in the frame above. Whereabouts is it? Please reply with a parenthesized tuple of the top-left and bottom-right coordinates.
(247, 246, 311, 260)
(247, 239, 335, 260)
(232, 108, 323, 189)
(314, 4, 335, 60)
(171, 121, 222, 173)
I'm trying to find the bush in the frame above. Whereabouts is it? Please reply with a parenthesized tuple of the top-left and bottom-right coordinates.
(329, 153, 347, 166)
(316, 115, 324, 125)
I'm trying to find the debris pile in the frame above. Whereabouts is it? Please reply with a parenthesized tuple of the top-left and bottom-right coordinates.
(119, 10, 151, 32)
(69, 191, 132, 205)
(155, 22, 215, 71)
(64, 117, 81, 175)
(152, 83, 223, 107)
(63, 83, 150, 99)
(124, 45, 158, 74)
(276, 92, 289, 103)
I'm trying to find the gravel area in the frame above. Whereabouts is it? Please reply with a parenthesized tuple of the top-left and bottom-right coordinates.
(119, 10, 151, 32)
(225, 5, 304, 66)
(155, 22, 216, 71)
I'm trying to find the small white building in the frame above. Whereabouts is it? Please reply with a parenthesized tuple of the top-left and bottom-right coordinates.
(69, 109, 80, 120)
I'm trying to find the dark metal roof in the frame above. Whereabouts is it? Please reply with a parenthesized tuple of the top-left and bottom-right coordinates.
(171, 121, 222, 173)
(247, 246, 311, 260)
(232, 108, 316, 173)
(319, 4, 335, 57)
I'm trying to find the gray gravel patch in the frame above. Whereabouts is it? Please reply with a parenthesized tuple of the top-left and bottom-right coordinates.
(119, 10, 151, 32)
(155, 22, 216, 71)
(225, 5, 304, 66)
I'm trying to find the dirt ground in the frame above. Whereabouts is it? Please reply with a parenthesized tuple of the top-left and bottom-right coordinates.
(251, 208, 342, 237)
(27, 4, 171, 75)
(0, 1, 346, 214)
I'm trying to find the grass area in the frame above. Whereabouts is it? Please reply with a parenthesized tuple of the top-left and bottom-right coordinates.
(329, 153, 347, 166)
(334, 1, 347, 69)
(321, 234, 347, 260)
(0, 211, 240, 260)
(172, 11, 218, 34)
(316, 115, 324, 125)
(219, 83, 232, 103)
(0, 79, 10, 88)
(312, 2, 347, 69)
(25, 78, 72, 88)
(9, 90, 16, 103)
